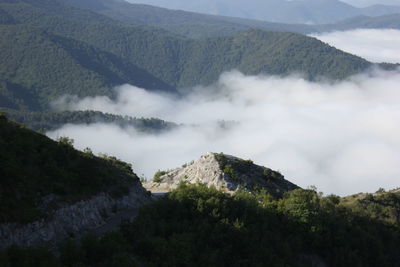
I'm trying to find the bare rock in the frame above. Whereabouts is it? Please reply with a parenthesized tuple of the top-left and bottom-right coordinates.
(145, 152, 299, 195)
(0, 182, 150, 249)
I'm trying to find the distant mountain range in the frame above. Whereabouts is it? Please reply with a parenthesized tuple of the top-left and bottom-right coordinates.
(63, 0, 400, 38)
(0, 0, 375, 111)
(124, 0, 400, 24)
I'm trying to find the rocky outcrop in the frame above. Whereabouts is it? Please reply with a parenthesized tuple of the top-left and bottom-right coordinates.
(0, 182, 150, 249)
(145, 152, 299, 195)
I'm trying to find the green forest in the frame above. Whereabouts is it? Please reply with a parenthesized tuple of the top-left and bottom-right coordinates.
(1, 183, 399, 266)
(0, 0, 374, 111)
(1, 109, 177, 133)
(0, 114, 139, 223)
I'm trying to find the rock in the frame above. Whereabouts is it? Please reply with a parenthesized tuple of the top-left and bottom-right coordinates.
(0, 181, 150, 249)
(145, 152, 299, 195)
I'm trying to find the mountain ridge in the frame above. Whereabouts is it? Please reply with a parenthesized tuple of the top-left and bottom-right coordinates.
(0, 0, 374, 111)
(124, 0, 400, 24)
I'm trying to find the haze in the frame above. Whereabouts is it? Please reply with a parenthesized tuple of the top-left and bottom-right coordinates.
(311, 29, 400, 64)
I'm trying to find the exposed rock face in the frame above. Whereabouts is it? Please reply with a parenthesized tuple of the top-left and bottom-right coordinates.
(0, 181, 150, 249)
(145, 152, 299, 195)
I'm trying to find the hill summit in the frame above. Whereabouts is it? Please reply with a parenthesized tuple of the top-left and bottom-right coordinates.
(145, 152, 299, 196)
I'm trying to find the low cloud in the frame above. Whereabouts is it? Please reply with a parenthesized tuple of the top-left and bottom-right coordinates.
(48, 69, 400, 196)
(311, 29, 400, 64)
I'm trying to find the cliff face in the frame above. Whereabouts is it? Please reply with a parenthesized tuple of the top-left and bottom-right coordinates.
(145, 152, 299, 196)
(0, 181, 150, 249)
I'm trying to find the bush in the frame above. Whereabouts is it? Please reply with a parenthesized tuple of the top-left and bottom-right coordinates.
(153, 170, 167, 183)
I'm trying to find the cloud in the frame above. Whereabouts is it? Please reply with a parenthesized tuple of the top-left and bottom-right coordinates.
(341, 0, 400, 8)
(48, 68, 400, 196)
(311, 29, 400, 64)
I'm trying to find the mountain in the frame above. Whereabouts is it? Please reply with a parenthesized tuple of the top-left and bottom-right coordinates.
(61, 0, 400, 39)
(62, 0, 400, 37)
(361, 4, 400, 17)
(145, 152, 299, 196)
(0, 114, 150, 248)
(319, 13, 400, 31)
(0, 121, 399, 265)
(63, 0, 316, 37)
(0, 0, 374, 111)
(2, 179, 399, 266)
(125, 0, 400, 24)
(0, 24, 173, 111)
(1, 109, 177, 133)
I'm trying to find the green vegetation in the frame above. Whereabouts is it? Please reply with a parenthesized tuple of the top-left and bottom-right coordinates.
(2, 184, 399, 266)
(342, 189, 400, 226)
(0, 23, 174, 110)
(222, 164, 238, 181)
(63, 0, 316, 37)
(152, 170, 167, 183)
(0, 0, 374, 111)
(63, 0, 400, 38)
(1, 109, 177, 133)
(0, 114, 139, 223)
(216, 152, 283, 181)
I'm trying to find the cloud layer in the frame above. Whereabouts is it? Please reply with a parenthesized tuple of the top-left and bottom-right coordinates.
(48, 68, 400, 196)
(311, 29, 400, 64)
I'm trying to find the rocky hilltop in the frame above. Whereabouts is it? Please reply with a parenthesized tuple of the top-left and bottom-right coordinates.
(145, 152, 299, 196)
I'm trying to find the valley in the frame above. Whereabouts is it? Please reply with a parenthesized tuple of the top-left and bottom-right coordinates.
(1, 0, 400, 266)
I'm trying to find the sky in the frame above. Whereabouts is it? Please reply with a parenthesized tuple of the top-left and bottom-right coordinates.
(342, 0, 400, 7)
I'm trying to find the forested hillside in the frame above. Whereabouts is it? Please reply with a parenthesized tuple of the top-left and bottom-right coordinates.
(0, 0, 373, 110)
(0, 24, 173, 110)
(0, 114, 140, 223)
(63, 0, 400, 37)
(1, 109, 177, 133)
(1, 183, 399, 266)
(63, 0, 316, 37)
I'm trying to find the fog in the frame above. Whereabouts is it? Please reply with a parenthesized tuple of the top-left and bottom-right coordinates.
(342, 0, 400, 7)
(311, 29, 400, 64)
(48, 68, 400, 196)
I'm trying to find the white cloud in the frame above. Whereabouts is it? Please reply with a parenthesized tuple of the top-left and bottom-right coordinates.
(311, 29, 400, 64)
(48, 68, 400, 196)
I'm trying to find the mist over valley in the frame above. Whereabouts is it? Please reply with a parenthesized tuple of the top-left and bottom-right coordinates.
(1, 0, 400, 265)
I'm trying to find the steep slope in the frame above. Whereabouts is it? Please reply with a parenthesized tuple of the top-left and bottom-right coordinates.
(61, 0, 400, 36)
(0, 24, 173, 110)
(0, 114, 150, 248)
(341, 188, 400, 226)
(0, 0, 375, 111)
(8, 184, 399, 266)
(63, 0, 317, 37)
(145, 152, 299, 196)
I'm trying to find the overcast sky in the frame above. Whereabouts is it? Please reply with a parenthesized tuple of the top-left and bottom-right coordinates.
(342, 0, 400, 7)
